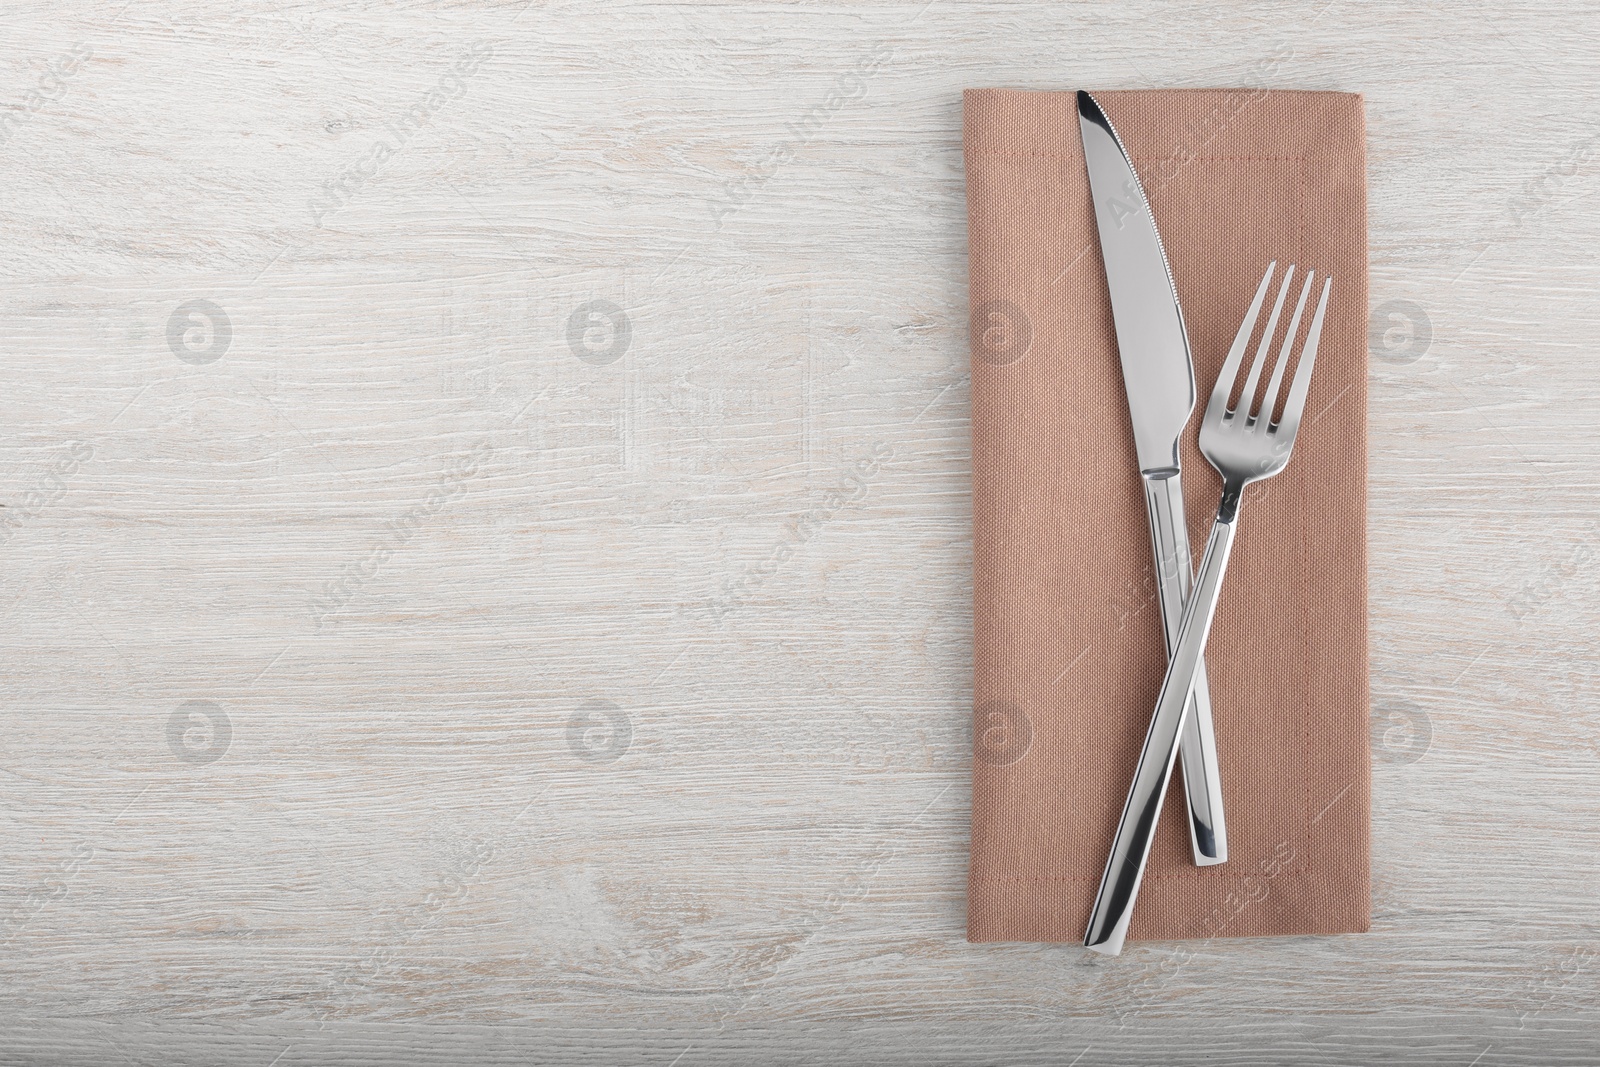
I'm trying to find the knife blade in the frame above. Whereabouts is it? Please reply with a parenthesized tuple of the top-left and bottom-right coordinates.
(1077, 89, 1227, 870)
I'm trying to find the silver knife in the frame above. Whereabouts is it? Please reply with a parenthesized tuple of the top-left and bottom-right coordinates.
(1076, 90, 1227, 868)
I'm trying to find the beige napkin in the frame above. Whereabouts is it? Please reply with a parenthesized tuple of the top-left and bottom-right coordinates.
(965, 87, 1370, 944)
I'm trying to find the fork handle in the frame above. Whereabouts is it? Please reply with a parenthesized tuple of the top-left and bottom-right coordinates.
(1084, 485, 1242, 955)
(1143, 472, 1228, 866)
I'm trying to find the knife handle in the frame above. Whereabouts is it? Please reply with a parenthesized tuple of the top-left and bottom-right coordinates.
(1143, 471, 1228, 866)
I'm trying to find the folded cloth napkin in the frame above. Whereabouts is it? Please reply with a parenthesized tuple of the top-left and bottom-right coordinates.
(965, 87, 1370, 944)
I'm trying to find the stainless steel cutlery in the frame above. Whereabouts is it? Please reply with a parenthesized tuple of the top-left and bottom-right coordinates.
(1077, 90, 1228, 867)
(1084, 260, 1333, 955)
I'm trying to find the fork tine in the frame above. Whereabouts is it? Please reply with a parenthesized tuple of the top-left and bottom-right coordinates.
(1274, 277, 1333, 441)
(1259, 271, 1314, 428)
(1206, 262, 1277, 421)
(1234, 264, 1294, 425)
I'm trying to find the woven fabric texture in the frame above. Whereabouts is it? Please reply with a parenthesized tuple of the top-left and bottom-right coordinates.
(965, 87, 1370, 944)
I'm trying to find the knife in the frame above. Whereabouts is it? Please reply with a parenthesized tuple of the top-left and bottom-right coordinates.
(1076, 90, 1227, 869)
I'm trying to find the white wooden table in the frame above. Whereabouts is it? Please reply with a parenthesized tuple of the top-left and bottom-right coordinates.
(1, 2, 1597, 1063)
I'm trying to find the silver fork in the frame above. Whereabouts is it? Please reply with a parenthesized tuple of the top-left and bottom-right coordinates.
(1083, 262, 1333, 956)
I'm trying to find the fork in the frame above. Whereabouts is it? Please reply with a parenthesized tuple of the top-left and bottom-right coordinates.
(1083, 262, 1333, 956)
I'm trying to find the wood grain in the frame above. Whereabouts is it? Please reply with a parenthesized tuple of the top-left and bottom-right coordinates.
(1, 1, 1597, 1063)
